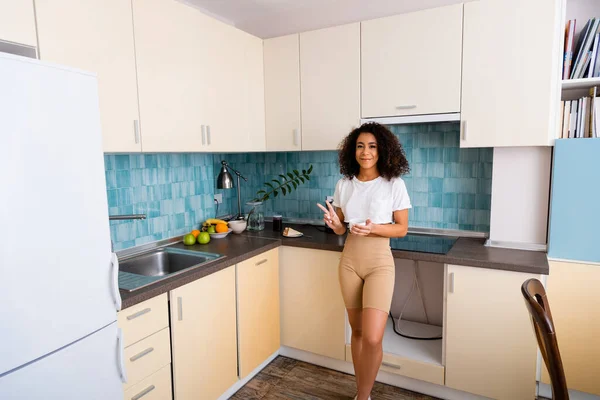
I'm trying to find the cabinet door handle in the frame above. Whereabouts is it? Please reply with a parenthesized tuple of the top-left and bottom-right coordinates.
(255, 259, 268, 266)
(133, 120, 140, 144)
(110, 253, 122, 311)
(177, 297, 183, 321)
(382, 361, 401, 369)
(293, 129, 299, 146)
(117, 328, 127, 383)
(207, 125, 211, 145)
(131, 385, 155, 400)
(461, 120, 467, 141)
(449, 272, 455, 293)
(126, 308, 151, 320)
(130, 347, 154, 362)
(201, 125, 206, 145)
(395, 105, 417, 110)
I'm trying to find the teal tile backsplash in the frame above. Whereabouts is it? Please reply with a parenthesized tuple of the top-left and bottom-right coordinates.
(106, 122, 492, 250)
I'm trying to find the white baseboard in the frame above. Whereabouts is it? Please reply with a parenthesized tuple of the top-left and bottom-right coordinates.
(538, 382, 600, 400)
(219, 350, 280, 400)
(279, 346, 487, 400)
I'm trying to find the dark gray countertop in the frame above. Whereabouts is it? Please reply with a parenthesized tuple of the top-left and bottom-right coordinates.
(119, 222, 549, 309)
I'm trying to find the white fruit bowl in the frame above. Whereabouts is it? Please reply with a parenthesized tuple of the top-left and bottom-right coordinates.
(209, 228, 233, 239)
(228, 220, 247, 234)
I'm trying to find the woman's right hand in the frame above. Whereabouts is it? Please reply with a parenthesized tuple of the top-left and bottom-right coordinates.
(317, 202, 344, 232)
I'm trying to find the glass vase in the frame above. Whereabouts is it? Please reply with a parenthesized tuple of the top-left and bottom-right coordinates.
(245, 201, 265, 231)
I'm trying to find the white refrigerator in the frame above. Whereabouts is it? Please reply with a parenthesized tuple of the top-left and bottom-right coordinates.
(0, 53, 124, 398)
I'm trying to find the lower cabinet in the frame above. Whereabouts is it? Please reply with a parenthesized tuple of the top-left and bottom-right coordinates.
(123, 364, 172, 400)
(169, 266, 238, 400)
(279, 246, 346, 361)
(542, 261, 600, 396)
(117, 294, 172, 400)
(237, 248, 280, 378)
(444, 264, 539, 400)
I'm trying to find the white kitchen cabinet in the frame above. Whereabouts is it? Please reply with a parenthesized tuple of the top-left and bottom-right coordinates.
(237, 248, 280, 378)
(300, 23, 360, 150)
(35, 0, 142, 153)
(133, 0, 264, 153)
(264, 34, 302, 151)
(460, 0, 562, 147)
(361, 4, 463, 119)
(132, 0, 210, 152)
(444, 264, 539, 400)
(279, 246, 346, 361)
(169, 266, 238, 400)
(205, 26, 266, 152)
(0, 0, 36, 47)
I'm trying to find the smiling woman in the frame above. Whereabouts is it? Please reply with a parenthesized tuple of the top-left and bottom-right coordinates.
(316, 122, 411, 400)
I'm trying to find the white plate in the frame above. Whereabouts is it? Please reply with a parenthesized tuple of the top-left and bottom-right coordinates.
(209, 228, 233, 239)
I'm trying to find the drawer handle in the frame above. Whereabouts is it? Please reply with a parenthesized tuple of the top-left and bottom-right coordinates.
(126, 308, 151, 321)
(293, 129, 299, 146)
(395, 105, 417, 110)
(449, 272, 455, 293)
(461, 120, 467, 141)
(381, 361, 402, 370)
(207, 125, 211, 145)
(255, 259, 268, 266)
(130, 347, 154, 362)
(131, 385, 155, 400)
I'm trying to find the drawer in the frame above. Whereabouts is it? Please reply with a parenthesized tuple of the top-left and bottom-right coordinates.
(345, 344, 444, 385)
(118, 294, 169, 347)
(123, 327, 171, 391)
(123, 364, 172, 400)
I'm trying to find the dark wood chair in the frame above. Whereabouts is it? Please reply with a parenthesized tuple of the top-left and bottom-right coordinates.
(521, 278, 569, 400)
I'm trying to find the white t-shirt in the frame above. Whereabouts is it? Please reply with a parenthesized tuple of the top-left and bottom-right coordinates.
(332, 176, 412, 224)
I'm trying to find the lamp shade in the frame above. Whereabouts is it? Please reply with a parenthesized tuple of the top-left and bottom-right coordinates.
(216, 164, 234, 189)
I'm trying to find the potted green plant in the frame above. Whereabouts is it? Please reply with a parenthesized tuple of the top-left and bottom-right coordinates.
(246, 165, 313, 231)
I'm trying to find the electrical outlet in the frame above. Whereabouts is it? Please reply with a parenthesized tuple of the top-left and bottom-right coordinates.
(214, 193, 222, 204)
(326, 196, 334, 203)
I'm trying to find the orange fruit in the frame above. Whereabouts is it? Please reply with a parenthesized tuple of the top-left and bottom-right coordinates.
(190, 229, 201, 238)
(215, 223, 228, 233)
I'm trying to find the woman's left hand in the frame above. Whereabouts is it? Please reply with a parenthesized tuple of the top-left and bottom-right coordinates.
(351, 219, 374, 236)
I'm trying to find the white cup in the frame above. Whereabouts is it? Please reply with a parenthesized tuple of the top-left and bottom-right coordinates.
(348, 219, 366, 230)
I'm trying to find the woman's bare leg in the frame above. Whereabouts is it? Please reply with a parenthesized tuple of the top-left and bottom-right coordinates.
(356, 308, 388, 400)
(346, 308, 363, 393)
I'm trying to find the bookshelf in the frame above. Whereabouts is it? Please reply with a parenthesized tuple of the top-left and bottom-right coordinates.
(558, 0, 600, 138)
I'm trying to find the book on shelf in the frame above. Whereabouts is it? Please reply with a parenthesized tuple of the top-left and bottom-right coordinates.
(559, 86, 600, 139)
(563, 18, 600, 80)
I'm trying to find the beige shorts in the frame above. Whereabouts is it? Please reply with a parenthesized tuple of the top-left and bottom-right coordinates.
(338, 234, 395, 313)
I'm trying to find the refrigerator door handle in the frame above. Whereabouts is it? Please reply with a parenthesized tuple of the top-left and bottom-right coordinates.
(111, 253, 122, 311)
(117, 328, 128, 383)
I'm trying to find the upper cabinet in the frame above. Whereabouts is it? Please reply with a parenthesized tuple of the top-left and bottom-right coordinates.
(0, 0, 37, 47)
(132, 0, 214, 153)
(300, 23, 360, 151)
(133, 0, 264, 153)
(460, 0, 561, 147)
(361, 4, 463, 119)
(264, 34, 302, 151)
(35, 0, 142, 153)
(205, 25, 266, 153)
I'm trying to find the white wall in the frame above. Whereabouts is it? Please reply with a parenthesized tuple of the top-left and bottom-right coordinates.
(489, 147, 552, 248)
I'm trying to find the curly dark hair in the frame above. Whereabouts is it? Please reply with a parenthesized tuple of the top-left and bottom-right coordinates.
(338, 122, 410, 179)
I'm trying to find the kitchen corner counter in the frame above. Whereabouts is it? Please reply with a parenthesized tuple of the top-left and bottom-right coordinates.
(119, 223, 548, 309)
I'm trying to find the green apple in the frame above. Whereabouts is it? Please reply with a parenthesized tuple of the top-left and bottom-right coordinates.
(206, 225, 216, 234)
(183, 234, 196, 246)
(197, 232, 211, 245)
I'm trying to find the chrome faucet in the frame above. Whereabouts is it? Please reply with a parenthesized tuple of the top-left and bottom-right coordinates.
(109, 214, 147, 252)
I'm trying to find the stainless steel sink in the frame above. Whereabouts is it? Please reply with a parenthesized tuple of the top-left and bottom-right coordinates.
(118, 247, 224, 291)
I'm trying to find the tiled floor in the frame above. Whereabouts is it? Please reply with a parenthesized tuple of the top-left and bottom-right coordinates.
(230, 356, 439, 400)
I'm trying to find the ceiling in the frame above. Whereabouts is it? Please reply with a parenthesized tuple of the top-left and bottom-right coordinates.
(180, 0, 472, 39)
